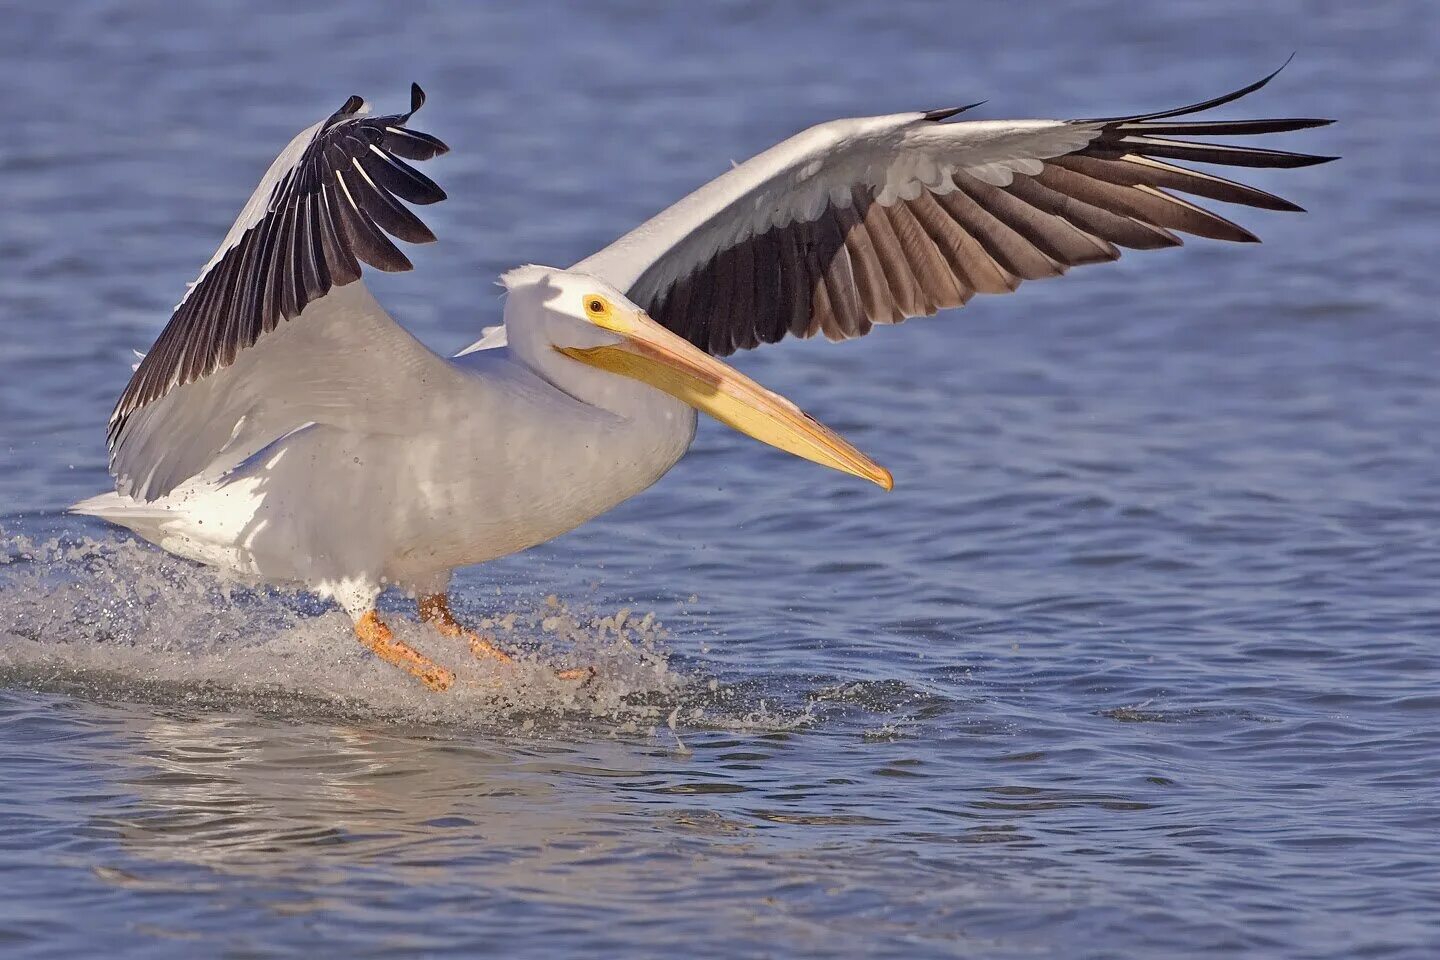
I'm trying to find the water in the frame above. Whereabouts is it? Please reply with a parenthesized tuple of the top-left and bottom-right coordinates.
(2, 1, 1436, 956)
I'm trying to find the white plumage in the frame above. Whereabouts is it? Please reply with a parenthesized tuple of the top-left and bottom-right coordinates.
(78, 276, 697, 617)
(73, 72, 1332, 688)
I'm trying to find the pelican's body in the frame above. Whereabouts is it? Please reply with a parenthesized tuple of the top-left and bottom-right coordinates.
(72, 75, 1333, 688)
(77, 278, 698, 612)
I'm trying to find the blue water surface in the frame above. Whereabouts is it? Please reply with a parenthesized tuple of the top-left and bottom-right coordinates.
(1, 2, 1436, 957)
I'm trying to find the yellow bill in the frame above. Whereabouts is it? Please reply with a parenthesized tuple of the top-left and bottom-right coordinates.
(558, 302, 893, 491)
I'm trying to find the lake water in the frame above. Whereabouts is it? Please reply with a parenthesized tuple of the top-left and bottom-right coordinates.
(2, 1, 1437, 957)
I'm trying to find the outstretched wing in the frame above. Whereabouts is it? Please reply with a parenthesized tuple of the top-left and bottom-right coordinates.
(575, 66, 1335, 356)
(110, 84, 454, 500)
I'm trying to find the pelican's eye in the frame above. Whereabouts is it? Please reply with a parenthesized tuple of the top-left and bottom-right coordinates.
(581, 295, 616, 328)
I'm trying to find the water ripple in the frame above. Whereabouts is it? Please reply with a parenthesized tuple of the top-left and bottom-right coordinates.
(2, 2, 1438, 957)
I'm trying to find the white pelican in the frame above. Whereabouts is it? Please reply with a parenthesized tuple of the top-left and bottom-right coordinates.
(73, 72, 1333, 690)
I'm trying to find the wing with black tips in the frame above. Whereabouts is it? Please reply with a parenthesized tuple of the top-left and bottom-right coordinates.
(575, 65, 1335, 356)
(111, 83, 448, 450)
(108, 84, 457, 500)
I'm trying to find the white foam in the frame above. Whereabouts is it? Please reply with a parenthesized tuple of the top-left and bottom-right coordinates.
(0, 528, 825, 736)
(0, 530, 700, 732)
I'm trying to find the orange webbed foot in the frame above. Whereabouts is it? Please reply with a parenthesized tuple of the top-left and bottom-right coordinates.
(418, 594, 593, 683)
(354, 610, 455, 692)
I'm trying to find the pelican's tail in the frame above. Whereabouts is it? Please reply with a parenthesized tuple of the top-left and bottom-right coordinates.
(70, 491, 174, 539)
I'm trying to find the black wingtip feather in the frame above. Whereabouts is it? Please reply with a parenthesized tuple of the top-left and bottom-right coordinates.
(1120, 117, 1334, 137)
(381, 127, 450, 160)
(923, 100, 987, 121)
(1111, 136, 1338, 169)
(359, 148, 447, 204)
(1078, 54, 1298, 124)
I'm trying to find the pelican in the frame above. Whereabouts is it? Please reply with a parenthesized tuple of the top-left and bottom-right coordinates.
(73, 70, 1334, 690)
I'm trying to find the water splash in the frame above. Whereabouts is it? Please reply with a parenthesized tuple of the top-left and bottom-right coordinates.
(0, 529, 699, 731)
(0, 528, 936, 736)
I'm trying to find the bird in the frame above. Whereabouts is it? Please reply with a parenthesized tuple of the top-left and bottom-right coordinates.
(72, 68, 1334, 690)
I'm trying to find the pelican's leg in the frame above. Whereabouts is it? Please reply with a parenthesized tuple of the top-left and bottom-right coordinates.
(354, 610, 455, 691)
(417, 593, 514, 663)
(418, 594, 593, 682)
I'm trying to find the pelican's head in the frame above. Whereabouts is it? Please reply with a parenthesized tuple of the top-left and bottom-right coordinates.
(501, 266, 892, 490)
